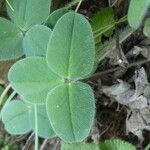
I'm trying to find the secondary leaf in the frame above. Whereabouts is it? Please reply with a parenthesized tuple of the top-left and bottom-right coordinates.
(128, 0, 150, 29)
(2, 100, 55, 138)
(8, 57, 61, 104)
(92, 7, 115, 40)
(2, 100, 31, 134)
(47, 12, 95, 79)
(0, 17, 23, 60)
(61, 142, 99, 150)
(100, 139, 136, 150)
(23, 25, 52, 57)
(46, 8, 69, 29)
(46, 82, 95, 143)
(143, 17, 150, 37)
(6, 0, 51, 31)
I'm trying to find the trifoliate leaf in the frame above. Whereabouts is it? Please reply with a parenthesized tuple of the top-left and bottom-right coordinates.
(47, 12, 95, 79)
(8, 57, 61, 104)
(23, 25, 52, 57)
(46, 8, 69, 29)
(128, 0, 150, 29)
(0, 17, 23, 60)
(2, 100, 55, 138)
(46, 82, 95, 143)
(7, 0, 52, 31)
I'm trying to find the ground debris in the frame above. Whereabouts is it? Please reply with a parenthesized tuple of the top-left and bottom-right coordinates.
(101, 67, 150, 141)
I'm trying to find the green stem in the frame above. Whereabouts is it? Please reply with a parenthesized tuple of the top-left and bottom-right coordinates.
(6, 0, 14, 11)
(34, 104, 38, 150)
(0, 91, 16, 118)
(0, 84, 11, 108)
(75, 0, 83, 12)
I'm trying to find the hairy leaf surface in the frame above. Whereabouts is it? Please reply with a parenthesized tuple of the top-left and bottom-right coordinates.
(2, 100, 31, 134)
(8, 57, 61, 104)
(100, 139, 136, 150)
(0, 17, 23, 60)
(2, 100, 55, 138)
(46, 8, 69, 28)
(61, 142, 99, 150)
(31, 104, 55, 138)
(47, 12, 95, 79)
(128, 0, 150, 29)
(46, 82, 95, 143)
(23, 25, 52, 57)
(7, 0, 51, 30)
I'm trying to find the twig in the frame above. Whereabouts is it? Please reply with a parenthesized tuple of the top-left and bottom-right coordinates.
(40, 139, 48, 150)
(112, 0, 119, 6)
(65, 0, 84, 9)
(0, 84, 11, 107)
(22, 133, 34, 150)
(75, 0, 82, 12)
(86, 59, 150, 80)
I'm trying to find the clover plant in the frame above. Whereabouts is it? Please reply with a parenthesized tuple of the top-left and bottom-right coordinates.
(0, 0, 139, 149)
(0, 0, 52, 60)
(1, 11, 95, 149)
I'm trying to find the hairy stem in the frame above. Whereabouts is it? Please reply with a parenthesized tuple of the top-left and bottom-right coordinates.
(75, 0, 82, 12)
(34, 104, 38, 150)
(65, 0, 84, 9)
(0, 84, 11, 108)
(0, 91, 16, 118)
(6, 0, 14, 11)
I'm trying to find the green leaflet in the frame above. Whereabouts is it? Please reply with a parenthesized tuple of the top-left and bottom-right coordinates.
(128, 0, 150, 29)
(7, 0, 51, 31)
(23, 25, 52, 57)
(47, 12, 95, 79)
(61, 142, 99, 150)
(0, 17, 23, 60)
(46, 8, 69, 29)
(100, 139, 136, 150)
(2, 100, 55, 138)
(46, 82, 95, 143)
(2, 100, 31, 134)
(92, 7, 115, 40)
(8, 57, 61, 104)
(143, 18, 150, 37)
